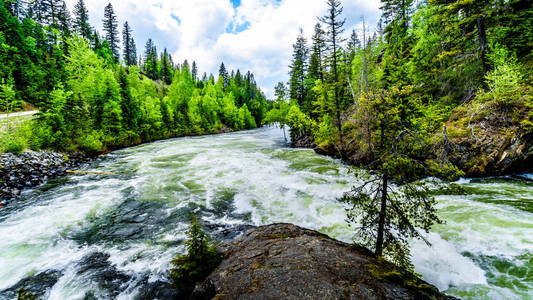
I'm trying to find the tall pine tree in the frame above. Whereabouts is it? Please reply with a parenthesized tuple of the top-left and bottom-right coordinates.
(219, 62, 229, 89)
(58, 1, 71, 37)
(102, 3, 119, 61)
(319, 0, 346, 158)
(73, 0, 91, 39)
(161, 48, 173, 84)
(122, 21, 136, 66)
(288, 28, 308, 106)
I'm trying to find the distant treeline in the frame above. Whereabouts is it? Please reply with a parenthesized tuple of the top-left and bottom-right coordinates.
(0, 0, 270, 154)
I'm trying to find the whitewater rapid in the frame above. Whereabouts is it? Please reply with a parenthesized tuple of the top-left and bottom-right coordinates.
(0, 127, 531, 299)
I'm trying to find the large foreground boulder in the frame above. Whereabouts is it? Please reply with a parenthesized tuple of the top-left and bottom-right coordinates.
(192, 223, 456, 300)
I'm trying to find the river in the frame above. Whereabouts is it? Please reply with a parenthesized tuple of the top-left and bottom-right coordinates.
(0, 127, 531, 299)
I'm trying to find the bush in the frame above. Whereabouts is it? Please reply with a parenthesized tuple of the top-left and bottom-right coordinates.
(3, 136, 26, 154)
(76, 131, 104, 155)
(170, 218, 222, 297)
(482, 44, 524, 107)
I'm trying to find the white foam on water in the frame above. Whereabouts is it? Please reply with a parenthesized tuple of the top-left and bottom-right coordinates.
(411, 232, 487, 291)
(1, 127, 531, 299)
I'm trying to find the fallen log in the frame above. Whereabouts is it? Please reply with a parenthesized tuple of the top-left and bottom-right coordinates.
(66, 170, 115, 175)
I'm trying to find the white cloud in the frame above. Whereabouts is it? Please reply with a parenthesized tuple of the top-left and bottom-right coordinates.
(66, 0, 382, 97)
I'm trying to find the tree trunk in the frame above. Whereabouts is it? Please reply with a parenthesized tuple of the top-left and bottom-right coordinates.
(362, 17, 368, 93)
(476, 15, 489, 74)
(332, 34, 345, 160)
(375, 172, 388, 256)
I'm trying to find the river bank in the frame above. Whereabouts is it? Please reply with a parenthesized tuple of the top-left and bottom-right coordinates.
(0, 151, 88, 202)
(0, 126, 238, 204)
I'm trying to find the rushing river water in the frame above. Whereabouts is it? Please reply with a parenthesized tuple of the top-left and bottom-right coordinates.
(0, 127, 531, 299)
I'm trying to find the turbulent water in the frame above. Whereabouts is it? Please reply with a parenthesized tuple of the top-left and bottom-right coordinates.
(0, 127, 531, 299)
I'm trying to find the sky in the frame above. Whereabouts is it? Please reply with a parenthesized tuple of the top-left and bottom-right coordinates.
(65, 0, 382, 98)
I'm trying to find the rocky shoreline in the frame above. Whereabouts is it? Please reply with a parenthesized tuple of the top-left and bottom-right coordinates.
(0, 151, 88, 204)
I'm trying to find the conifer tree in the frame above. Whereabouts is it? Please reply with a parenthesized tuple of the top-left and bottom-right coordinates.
(143, 38, 158, 79)
(161, 48, 173, 84)
(289, 28, 308, 106)
(308, 23, 326, 82)
(191, 61, 198, 81)
(219, 62, 229, 89)
(118, 67, 140, 131)
(58, 1, 71, 37)
(73, 0, 91, 39)
(40, 0, 63, 27)
(347, 29, 361, 65)
(319, 0, 347, 158)
(341, 88, 445, 270)
(102, 3, 119, 61)
(130, 38, 137, 66)
(6, 0, 22, 18)
(122, 22, 136, 66)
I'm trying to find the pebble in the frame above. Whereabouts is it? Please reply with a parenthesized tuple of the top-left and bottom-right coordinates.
(0, 151, 87, 204)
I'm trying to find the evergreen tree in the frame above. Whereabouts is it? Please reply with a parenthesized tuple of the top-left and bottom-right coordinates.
(319, 0, 347, 157)
(58, 1, 71, 37)
(274, 82, 288, 102)
(218, 62, 229, 89)
(130, 38, 137, 66)
(122, 22, 136, 66)
(308, 23, 326, 82)
(191, 61, 198, 81)
(6, 0, 22, 18)
(143, 38, 158, 79)
(40, 0, 63, 28)
(341, 88, 444, 269)
(380, 0, 414, 89)
(347, 29, 361, 64)
(288, 28, 308, 107)
(182, 59, 190, 72)
(102, 3, 119, 61)
(161, 48, 173, 84)
(73, 0, 91, 39)
(118, 67, 140, 131)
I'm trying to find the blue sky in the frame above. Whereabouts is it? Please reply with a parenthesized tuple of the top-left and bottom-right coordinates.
(65, 0, 382, 97)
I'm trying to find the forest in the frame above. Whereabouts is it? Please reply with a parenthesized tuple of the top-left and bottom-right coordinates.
(0, 0, 269, 154)
(0, 0, 532, 299)
(267, 0, 531, 159)
(263, 0, 532, 268)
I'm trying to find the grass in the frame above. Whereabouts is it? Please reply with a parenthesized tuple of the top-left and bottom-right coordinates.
(0, 118, 34, 154)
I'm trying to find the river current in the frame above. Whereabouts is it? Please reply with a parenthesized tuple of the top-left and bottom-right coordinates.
(0, 127, 531, 299)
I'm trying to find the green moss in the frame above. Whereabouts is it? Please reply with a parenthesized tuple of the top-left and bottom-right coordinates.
(367, 262, 445, 298)
(16, 288, 39, 300)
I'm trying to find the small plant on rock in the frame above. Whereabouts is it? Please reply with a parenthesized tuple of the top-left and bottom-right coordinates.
(170, 217, 222, 297)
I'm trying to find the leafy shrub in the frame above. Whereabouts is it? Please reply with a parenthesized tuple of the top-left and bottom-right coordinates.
(482, 44, 524, 107)
(285, 105, 316, 141)
(3, 136, 25, 154)
(170, 218, 222, 297)
(76, 131, 104, 155)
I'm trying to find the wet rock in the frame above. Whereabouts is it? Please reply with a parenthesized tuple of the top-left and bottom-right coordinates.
(77, 252, 131, 298)
(134, 279, 181, 300)
(0, 270, 62, 299)
(194, 223, 457, 300)
(0, 151, 88, 203)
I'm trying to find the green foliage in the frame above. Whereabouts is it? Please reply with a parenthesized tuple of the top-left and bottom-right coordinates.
(482, 44, 524, 107)
(170, 218, 222, 296)
(3, 135, 25, 154)
(0, 0, 270, 155)
(0, 79, 19, 112)
(16, 288, 39, 300)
